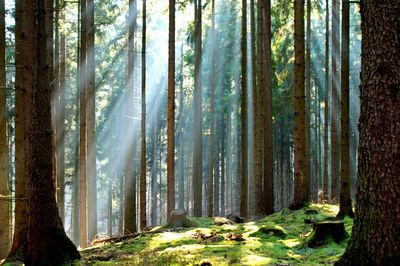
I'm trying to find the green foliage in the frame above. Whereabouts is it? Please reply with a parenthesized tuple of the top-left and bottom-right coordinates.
(80, 204, 353, 265)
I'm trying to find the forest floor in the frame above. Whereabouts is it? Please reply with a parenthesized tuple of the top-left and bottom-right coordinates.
(79, 204, 353, 265)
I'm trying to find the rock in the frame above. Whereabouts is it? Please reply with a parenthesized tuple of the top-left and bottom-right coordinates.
(250, 225, 287, 239)
(166, 210, 197, 228)
(214, 217, 234, 226)
(307, 221, 348, 247)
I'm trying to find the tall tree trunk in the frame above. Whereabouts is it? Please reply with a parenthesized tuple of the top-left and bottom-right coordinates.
(323, 0, 329, 201)
(22, 0, 80, 263)
(336, 1, 400, 264)
(178, 43, 185, 211)
(79, 0, 88, 247)
(192, 0, 203, 217)
(263, 0, 273, 215)
(337, 0, 353, 218)
(0, 0, 9, 258)
(8, 0, 28, 257)
(167, 0, 175, 218)
(207, 0, 216, 218)
(292, 0, 307, 209)
(305, 0, 311, 201)
(239, 0, 248, 218)
(124, 0, 137, 235)
(140, 0, 147, 230)
(151, 121, 158, 225)
(86, 0, 97, 242)
(330, 0, 340, 200)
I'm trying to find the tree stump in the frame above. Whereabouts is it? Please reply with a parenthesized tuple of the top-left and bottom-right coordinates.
(307, 221, 348, 247)
(166, 210, 197, 228)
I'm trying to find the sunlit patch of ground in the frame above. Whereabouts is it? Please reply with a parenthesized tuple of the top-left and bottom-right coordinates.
(78, 204, 353, 265)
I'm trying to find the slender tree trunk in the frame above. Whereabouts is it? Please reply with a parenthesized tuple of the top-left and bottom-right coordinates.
(336, 2, 400, 264)
(323, 0, 329, 201)
(0, 0, 9, 257)
(140, 0, 147, 230)
(305, 0, 311, 201)
(292, 0, 307, 209)
(151, 121, 158, 225)
(178, 44, 185, 211)
(8, 0, 28, 257)
(107, 176, 112, 235)
(192, 0, 203, 217)
(167, 0, 175, 218)
(79, 0, 88, 247)
(22, 0, 80, 263)
(239, 0, 248, 218)
(263, 0, 273, 215)
(330, 0, 340, 200)
(124, 0, 137, 235)
(337, 0, 353, 219)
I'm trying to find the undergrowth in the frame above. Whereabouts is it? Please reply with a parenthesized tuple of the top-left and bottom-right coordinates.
(79, 204, 353, 265)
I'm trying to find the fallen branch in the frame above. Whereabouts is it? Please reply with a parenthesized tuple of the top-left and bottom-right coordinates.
(0, 195, 27, 201)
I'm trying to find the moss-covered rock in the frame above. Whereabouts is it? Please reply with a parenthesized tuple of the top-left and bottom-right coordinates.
(250, 225, 287, 239)
(166, 210, 197, 228)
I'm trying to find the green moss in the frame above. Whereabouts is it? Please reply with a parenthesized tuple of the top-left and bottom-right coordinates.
(80, 204, 353, 265)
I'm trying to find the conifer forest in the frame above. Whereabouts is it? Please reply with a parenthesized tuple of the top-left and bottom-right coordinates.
(0, 0, 399, 265)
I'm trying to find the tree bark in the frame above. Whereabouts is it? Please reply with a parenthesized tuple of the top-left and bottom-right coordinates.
(336, 1, 400, 265)
(323, 0, 329, 201)
(22, 0, 80, 263)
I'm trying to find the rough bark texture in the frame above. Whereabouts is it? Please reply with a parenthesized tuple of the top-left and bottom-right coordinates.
(239, 0, 248, 218)
(124, 0, 137, 235)
(192, 0, 203, 217)
(79, 0, 88, 248)
(336, 2, 400, 265)
(323, 0, 329, 201)
(22, 0, 80, 264)
(337, 0, 354, 219)
(330, 0, 340, 200)
(304, 0, 311, 200)
(167, 0, 175, 219)
(292, 0, 307, 209)
(8, 0, 28, 257)
(0, 0, 10, 258)
(86, 0, 97, 241)
(140, 0, 147, 231)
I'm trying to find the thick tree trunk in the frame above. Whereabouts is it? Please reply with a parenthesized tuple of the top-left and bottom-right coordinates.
(292, 0, 307, 209)
(192, 0, 203, 217)
(167, 0, 175, 218)
(8, 0, 28, 257)
(337, 0, 354, 219)
(0, 0, 10, 258)
(336, 2, 400, 264)
(22, 0, 80, 263)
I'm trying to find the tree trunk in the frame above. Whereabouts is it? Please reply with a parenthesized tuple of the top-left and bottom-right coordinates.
(0, 0, 9, 258)
(178, 43, 185, 211)
(330, 0, 340, 200)
(167, 0, 175, 218)
(124, 0, 137, 235)
(323, 0, 329, 201)
(140, 0, 147, 230)
(192, 0, 203, 217)
(8, 0, 28, 257)
(292, 0, 307, 209)
(22, 0, 80, 263)
(239, 0, 248, 218)
(304, 0, 311, 201)
(79, 0, 88, 247)
(337, 0, 353, 219)
(336, 2, 400, 264)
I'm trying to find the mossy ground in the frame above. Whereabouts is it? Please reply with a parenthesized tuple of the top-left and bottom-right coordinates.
(79, 204, 353, 265)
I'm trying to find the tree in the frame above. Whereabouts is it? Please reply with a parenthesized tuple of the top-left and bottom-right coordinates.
(86, 0, 97, 241)
(192, 0, 203, 217)
(8, 0, 28, 257)
(336, 1, 400, 264)
(330, 0, 340, 200)
(124, 0, 137, 235)
(304, 0, 311, 199)
(323, 0, 329, 201)
(337, 0, 353, 219)
(0, 0, 9, 258)
(292, 0, 307, 209)
(19, 0, 80, 263)
(79, 0, 88, 247)
(140, 0, 147, 230)
(239, 0, 248, 218)
(167, 0, 175, 218)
